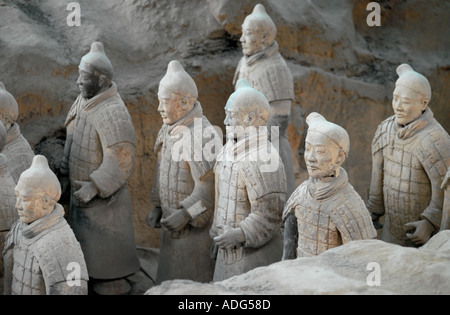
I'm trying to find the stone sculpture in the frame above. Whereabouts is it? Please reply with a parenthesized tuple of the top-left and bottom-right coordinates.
(368, 64, 450, 247)
(3, 155, 88, 295)
(440, 168, 450, 231)
(0, 82, 34, 184)
(147, 60, 218, 284)
(211, 79, 286, 282)
(0, 121, 17, 292)
(0, 153, 16, 283)
(282, 113, 377, 259)
(233, 4, 296, 197)
(61, 42, 140, 295)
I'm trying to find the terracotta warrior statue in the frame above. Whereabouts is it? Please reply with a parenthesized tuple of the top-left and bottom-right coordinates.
(3, 155, 88, 295)
(147, 60, 218, 284)
(0, 153, 16, 238)
(0, 82, 34, 184)
(441, 168, 450, 231)
(233, 4, 296, 198)
(61, 42, 140, 295)
(0, 121, 17, 292)
(282, 113, 377, 259)
(368, 64, 450, 247)
(0, 123, 16, 242)
(211, 79, 287, 282)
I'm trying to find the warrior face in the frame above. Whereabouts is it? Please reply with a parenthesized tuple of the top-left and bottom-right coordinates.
(224, 107, 246, 140)
(224, 99, 262, 140)
(77, 70, 101, 99)
(158, 86, 193, 125)
(240, 20, 267, 57)
(304, 131, 345, 179)
(15, 182, 55, 224)
(392, 85, 428, 126)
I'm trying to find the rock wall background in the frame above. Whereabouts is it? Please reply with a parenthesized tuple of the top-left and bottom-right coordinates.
(0, 0, 449, 248)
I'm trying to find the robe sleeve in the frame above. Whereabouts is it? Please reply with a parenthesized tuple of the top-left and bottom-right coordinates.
(179, 164, 215, 229)
(419, 136, 450, 230)
(60, 119, 74, 175)
(367, 122, 386, 217)
(90, 142, 135, 199)
(239, 162, 286, 248)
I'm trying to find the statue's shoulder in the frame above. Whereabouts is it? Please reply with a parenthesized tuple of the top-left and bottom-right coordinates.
(329, 185, 377, 241)
(416, 119, 450, 173)
(35, 221, 89, 286)
(92, 95, 136, 147)
(372, 115, 396, 154)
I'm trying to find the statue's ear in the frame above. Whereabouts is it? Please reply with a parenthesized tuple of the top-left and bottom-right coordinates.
(98, 74, 110, 89)
(180, 97, 193, 112)
(261, 31, 269, 46)
(245, 112, 256, 127)
(421, 97, 429, 111)
(336, 149, 346, 166)
(42, 195, 57, 211)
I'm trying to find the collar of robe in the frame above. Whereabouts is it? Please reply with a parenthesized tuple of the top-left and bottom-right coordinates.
(308, 167, 348, 201)
(396, 107, 434, 140)
(21, 204, 66, 240)
(65, 82, 118, 127)
(244, 41, 279, 67)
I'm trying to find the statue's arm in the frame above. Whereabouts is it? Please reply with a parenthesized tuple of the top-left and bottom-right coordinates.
(89, 141, 135, 198)
(180, 165, 215, 228)
(282, 212, 298, 260)
(367, 149, 385, 224)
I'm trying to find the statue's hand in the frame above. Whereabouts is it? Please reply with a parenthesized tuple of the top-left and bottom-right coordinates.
(160, 206, 191, 232)
(371, 212, 383, 230)
(73, 181, 98, 204)
(405, 220, 435, 246)
(146, 206, 162, 228)
(213, 225, 246, 250)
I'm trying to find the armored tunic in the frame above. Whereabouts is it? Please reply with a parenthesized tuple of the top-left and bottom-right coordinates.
(0, 164, 16, 288)
(212, 132, 286, 281)
(233, 41, 296, 197)
(283, 168, 377, 257)
(63, 83, 140, 279)
(0, 166, 17, 232)
(2, 205, 88, 295)
(3, 123, 34, 184)
(234, 42, 295, 107)
(368, 108, 450, 246)
(152, 101, 218, 283)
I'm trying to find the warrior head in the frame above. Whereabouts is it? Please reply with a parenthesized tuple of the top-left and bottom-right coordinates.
(224, 79, 270, 139)
(241, 4, 277, 57)
(77, 42, 114, 99)
(158, 60, 198, 125)
(15, 155, 61, 224)
(0, 82, 19, 131)
(305, 112, 349, 179)
(393, 64, 431, 126)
